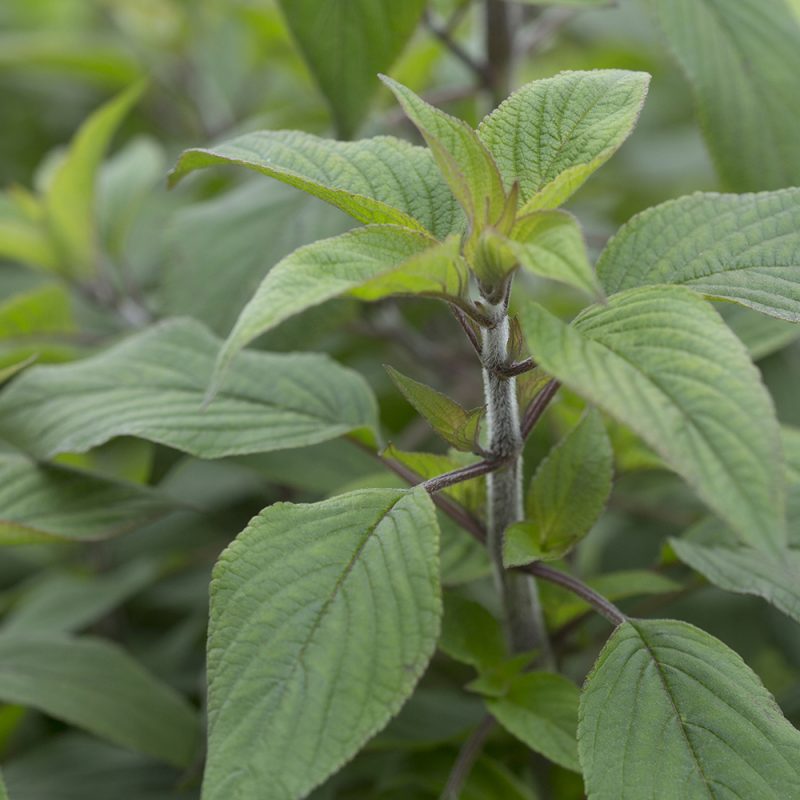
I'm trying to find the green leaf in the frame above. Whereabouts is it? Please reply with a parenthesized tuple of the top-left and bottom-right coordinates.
(507, 210, 603, 299)
(579, 618, 800, 798)
(439, 594, 506, 671)
(645, 0, 800, 191)
(519, 286, 785, 551)
(386, 365, 482, 452)
(0, 318, 378, 459)
(215, 226, 467, 384)
(478, 70, 650, 211)
(204, 488, 441, 800)
(380, 75, 507, 227)
(721, 304, 800, 360)
(486, 672, 580, 772)
(672, 533, 800, 625)
(43, 81, 145, 277)
(0, 194, 58, 271)
(0, 455, 172, 545)
(276, 0, 424, 138)
(2, 561, 157, 634)
(1, 733, 183, 800)
(597, 189, 800, 321)
(670, 425, 800, 623)
(504, 409, 613, 565)
(0, 634, 199, 767)
(169, 130, 462, 239)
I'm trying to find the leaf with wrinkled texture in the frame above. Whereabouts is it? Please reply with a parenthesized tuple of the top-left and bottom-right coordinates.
(169, 130, 462, 239)
(579, 618, 800, 798)
(646, 0, 800, 191)
(386, 365, 482, 452)
(598, 189, 800, 321)
(519, 285, 785, 550)
(478, 70, 649, 212)
(215, 226, 466, 385)
(0, 318, 378, 459)
(487, 672, 580, 772)
(204, 488, 441, 800)
(504, 409, 612, 565)
(277, 0, 425, 138)
(0, 634, 199, 767)
(0, 455, 172, 545)
(381, 75, 506, 226)
(44, 81, 144, 276)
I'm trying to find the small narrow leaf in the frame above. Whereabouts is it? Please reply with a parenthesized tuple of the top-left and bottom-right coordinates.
(0, 193, 58, 271)
(598, 189, 800, 321)
(0, 634, 199, 767)
(386, 365, 482, 452)
(203, 488, 441, 800)
(0, 455, 172, 545)
(579, 619, 800, 798)
(519, 286, 785, 550)
(508, 210, 603, 298)
(504, 409, 613, 565)
(0, 318, 378, 459)
(486, 672, 580, 772)
(276, 0, 425, 138)
(169, 130, 462, 239)
(380, 75, 506, 226)
(44, 81, 145, 276)
(216, 226, 467, 384)
(478, 70, 650, 211)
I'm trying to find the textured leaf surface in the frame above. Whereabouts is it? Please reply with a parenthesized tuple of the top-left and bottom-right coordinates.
(216, 226, 466, 382)
(44, 82, 144, 276)
(478, 70, 649, 210)
(519, 286, 785, 550)
(0, 318, 378, 459)
(721, 304, 800, 360)
(508, 210, 602, 298)
(579, 618, 800, 798)
(386, 366, 481, 452)
(204, 488, 441, 800)
(381, 76, 506, 226)
(487, 672, 580, 772)
(504, 409, 612, 565)
(169, 130, 461, 238)
(0, 634, 199, 767)
(647, 0, 800, 190)
(277, 0, 424, 138)
(598, 189, 800, 321)
(0, 455, 172, 545)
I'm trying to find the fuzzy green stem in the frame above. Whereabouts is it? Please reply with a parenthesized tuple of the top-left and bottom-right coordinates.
(481, 298, 552, 662)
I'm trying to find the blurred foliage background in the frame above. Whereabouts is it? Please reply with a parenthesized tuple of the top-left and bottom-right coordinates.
(0, 1, 798, 798)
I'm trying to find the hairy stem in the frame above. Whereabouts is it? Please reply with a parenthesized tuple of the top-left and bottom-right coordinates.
(481, 298, 553, 662)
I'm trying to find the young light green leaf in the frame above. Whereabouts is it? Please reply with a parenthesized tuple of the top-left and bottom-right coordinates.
(0, 195, 58, 272)
(215, 226, 467, 385)
(386, 365, 482, 452)
(380, 75, 507, 226)
(43, 81, 145, 277)
(509, 210, 602, 299)
(276, 0, 425, 138)
(204, 488, 441, 800)
(486, 672, 580, 772)
(646, 0, 800, 191)
(478, 70, 650, 211)
(579, 618, 800, 798)
(519, 286, 785, 550)
(0, 455, 172, 545)
(504, 409, 612, 566)
(598, 189, 800, 321)
(0, 634, 199, 767)
(2, 561, 158, 634)
(0, 318, 378, 459)
(169, 130, 462, 239)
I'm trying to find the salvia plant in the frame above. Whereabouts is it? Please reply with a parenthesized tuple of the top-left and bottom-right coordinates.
(1, 51, 800, 800)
